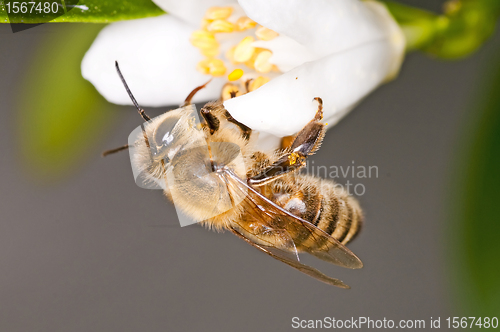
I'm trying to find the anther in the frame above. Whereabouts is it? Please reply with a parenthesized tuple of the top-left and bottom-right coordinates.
(190, 30, 219, 50)
(254, 50, 273, 73)
(256, 26, 279, 41)
(222, 83, 242, 101)
(205, 6, 233, 20)
(234, 36, 256, 62)
(236, 16, 256, 30)
(207, 19, 235, 33)
(249, 76, 270, 91)
(196, 58, 227, 76)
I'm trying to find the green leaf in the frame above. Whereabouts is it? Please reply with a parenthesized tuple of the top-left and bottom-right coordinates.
(1, 0, 165, 23)
(449, 48, 500, 317)
(382, 0, 500, 59)
(382, 1, 438, 51)
(17, 24, 118, 182)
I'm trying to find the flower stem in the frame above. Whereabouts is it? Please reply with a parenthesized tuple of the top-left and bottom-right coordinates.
(381, 0, 500, 59)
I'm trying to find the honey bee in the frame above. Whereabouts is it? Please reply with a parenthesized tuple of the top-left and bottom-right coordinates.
(104, 62, 363, 288)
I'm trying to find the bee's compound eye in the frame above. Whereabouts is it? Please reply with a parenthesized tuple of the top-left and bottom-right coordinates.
(153, 117, 181, 147)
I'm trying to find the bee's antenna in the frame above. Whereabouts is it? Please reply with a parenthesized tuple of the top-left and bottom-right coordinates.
(115, 61, 151, 121)
(182, 79, 212, 106)
(102, 144, 129, 157)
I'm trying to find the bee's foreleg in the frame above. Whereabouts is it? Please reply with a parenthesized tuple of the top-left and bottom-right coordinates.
(224, 110, 252, 140)
(200, 105, 221, 135)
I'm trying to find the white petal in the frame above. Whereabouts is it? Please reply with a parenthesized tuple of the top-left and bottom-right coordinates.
(252, 36, 317, 72)
(152, 0, 237, 26)
(364, 1, 406, 80)
(224, 40, 396, 137)
(239, 0, 388, 57)
(82, 15, 223, 107)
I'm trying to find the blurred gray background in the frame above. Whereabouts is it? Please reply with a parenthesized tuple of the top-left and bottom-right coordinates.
(1, 5, 499, 331)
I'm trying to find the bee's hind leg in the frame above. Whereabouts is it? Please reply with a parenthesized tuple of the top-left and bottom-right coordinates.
(248, 98, 325, 186)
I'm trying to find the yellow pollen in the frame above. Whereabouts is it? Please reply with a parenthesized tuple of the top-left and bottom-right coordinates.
(208, 59, 226, 76)
(207, 19, 235, 33)
(196, 59, 226, 76)
(325, 123, 329, 126)
(288, 152, 301, 165)
(233, 36, 256, 63)
(195, 7, 283, 83)
(196, 59, 211, 75)
(225, 46, 237, 64)
(201, 18, 212, 30)
(228, 69, 244, 81)
(200, 46, 220, 57)
(221, 83, 242, 101)
(205, 6, 233, 20)
(244, 58, 256, 70)
(236, 16, 256, 31)
(190, 30, 218, 50)
(255, 26, 279, 41)
(254, 50, 273, 73)
(249, 76, 270, 92)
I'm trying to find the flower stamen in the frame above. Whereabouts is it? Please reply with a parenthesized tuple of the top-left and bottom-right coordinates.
(197, 58, 226, 77)
(222, 83, 242, 101)
(207, 19, 235, 33)
(234, 36, 256, 62)
(254, 50, 273, 73)
(236, 16, 257, 31)
(190, 30, 219, 50)
(249, 76, 270, 92)
(255, 26, 279, 41)
(205, 6, 233, 20)
(191, 6, 283, 95)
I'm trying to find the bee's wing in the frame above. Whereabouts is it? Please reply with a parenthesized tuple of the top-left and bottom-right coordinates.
(222, 170, 363, 267)
(230, 226, 350, 288)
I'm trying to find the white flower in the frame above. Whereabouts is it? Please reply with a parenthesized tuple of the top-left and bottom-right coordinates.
(82, 0, 404, 148)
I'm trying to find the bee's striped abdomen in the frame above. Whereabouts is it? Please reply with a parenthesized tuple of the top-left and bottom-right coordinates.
(315, 180, 363, 246)
(269, 175, 363, 249)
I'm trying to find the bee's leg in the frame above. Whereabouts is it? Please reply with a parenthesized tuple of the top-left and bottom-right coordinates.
(287, 97, 324, 155)
(200, 104, 221, 135)
(182, 79, 212, 106)
(248, 98, 325, 186)
(200, 102, 252, 139)
(183, 80, 222, 135)
(219, 83, 252, 140)
(224, 110, 252, 140)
